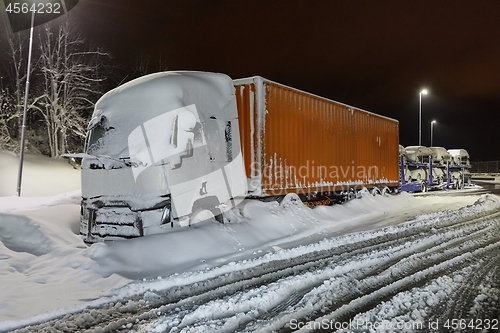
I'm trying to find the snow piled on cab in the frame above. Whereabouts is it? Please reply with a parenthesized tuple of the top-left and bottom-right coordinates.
(89, 71, 236, 158)
(0, 151, 496, 331)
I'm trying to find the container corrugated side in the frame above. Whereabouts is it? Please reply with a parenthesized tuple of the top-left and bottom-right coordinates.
(234, 77, 400, 196)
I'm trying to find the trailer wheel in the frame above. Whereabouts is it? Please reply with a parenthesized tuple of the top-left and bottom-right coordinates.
(420, 182, 428, 193)
(344, 190, 357, 202)
(371, 187, 381, 196)
(405, 174, 412, 183)
(381, 187, 391, 196)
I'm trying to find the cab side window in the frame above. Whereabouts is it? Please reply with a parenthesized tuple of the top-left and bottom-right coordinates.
(205, 117, 232, 162)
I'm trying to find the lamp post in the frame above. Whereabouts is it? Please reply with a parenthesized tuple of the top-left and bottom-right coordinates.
(419, 89, 428, 146)
(430, 120, 436, 147)
(16, 9, 36, 197)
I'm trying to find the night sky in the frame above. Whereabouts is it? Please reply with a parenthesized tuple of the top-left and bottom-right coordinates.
(44, 1, 500, 161)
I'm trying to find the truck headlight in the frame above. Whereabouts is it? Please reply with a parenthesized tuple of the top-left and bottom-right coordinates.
(160, 206, 171, 225)
(82, 207, 90, 220)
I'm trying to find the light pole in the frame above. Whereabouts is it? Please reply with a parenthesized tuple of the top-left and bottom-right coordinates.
(419, 89, 428, 146)
(430, 120, 436, 147)
(16, 9, 36, 197)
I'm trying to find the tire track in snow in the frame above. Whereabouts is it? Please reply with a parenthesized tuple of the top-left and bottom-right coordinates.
(428, 251, 500, 330)
(11, 206, 500, 333)
(148, 209, 498, 330)
(254, 221, 500, 331)
(286, 238, 500, 333)
(246, 223, 500, 332)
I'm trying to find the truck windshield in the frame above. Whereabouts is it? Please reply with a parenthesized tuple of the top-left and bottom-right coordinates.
(85, 116, 112, 154)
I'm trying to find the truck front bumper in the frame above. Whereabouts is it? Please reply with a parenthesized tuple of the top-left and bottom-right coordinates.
(81, 197, 171, 243)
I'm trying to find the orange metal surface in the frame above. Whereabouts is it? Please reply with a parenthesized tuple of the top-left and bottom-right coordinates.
(234, 77, 399, 195)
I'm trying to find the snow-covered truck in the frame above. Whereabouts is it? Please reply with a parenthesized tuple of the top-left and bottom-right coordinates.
(399, 145, 436, 192)
(448, 148, 472, 188)
(430, 146, 453, 185)
(80, 71, 400, 242)
(81, 72, 247, 241)
(398, 145, 472, 192)
(402, 146, 434, 182)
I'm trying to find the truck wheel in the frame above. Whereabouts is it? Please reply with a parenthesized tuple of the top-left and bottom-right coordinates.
(212, 210, 225, 224)
(189, 208, 224, 225)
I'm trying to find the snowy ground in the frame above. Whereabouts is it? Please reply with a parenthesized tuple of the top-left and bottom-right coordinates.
(1, 151, 499, 332)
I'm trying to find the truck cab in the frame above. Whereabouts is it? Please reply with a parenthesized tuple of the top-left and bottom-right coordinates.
(80, 72, 247, 242)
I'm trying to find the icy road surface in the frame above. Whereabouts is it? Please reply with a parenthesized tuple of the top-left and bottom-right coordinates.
(10, 193, 500, 333)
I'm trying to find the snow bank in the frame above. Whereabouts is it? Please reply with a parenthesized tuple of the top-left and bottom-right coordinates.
(0, 206, 129, 324)
(83, 190, 488, 281)
(0, 151, 128, 327)
(83, 192, 410, 279)
(0, 190, 81, 213)
(0, 151, 80, 197)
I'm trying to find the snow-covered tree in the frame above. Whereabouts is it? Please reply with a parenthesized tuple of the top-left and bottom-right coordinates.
(133, 52, 168, 78)
(112, 51, 169, 86)
(0, 16, 33, 153)
(36, 16, 110, 157)
(0, 10, 111, 157)
(0, 87, 18, 151)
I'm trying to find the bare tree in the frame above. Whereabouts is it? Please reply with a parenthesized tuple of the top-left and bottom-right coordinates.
(125, 51, 168, 84)
(1, 11, 109, 156)
(0, 16, 34, 153)
(36, 15, 110, 157)
(0, 86, 17, 151)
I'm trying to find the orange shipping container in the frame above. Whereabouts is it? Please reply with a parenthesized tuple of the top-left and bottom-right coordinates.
(233, 76, 400, 196)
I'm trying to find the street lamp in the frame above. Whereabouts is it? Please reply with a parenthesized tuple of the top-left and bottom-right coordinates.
(419, 89, 428, 146)
(430, 120, 437, 147)
(16, 8, 36, 197)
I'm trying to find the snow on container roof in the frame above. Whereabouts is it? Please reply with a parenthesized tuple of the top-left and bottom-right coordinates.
(87, 71, 237, 158)
(233, 76, 399, 123)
